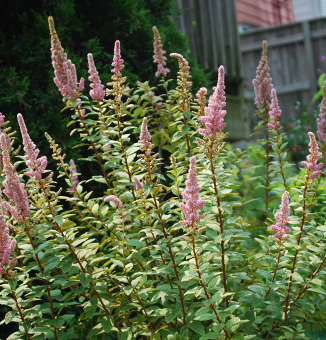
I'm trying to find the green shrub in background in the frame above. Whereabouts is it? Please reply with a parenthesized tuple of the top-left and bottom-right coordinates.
(2, 16, 326, 340)
(0, 0, 210, 171)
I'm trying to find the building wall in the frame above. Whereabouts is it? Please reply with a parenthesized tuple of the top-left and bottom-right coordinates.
(293, 0, 326, 21)
(237, 0, 295, 27)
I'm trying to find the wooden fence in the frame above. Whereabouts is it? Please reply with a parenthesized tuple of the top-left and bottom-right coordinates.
(240, 18, 326, 121)
(172, 0, 250, 140)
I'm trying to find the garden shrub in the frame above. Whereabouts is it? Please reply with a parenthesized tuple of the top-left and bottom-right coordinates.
(0, 0, 210, 181)
(1, 18, 326, 340)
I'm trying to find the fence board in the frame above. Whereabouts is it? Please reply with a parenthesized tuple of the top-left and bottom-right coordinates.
(241, 17, 326, 122)
(172, 0, 250, 139)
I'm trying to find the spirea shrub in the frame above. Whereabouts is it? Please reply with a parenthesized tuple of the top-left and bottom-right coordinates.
(1, 18, 326, 340)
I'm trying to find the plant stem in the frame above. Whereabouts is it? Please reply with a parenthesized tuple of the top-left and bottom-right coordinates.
(283, 175, 309, 325)
(119, 213, 154, 335)
(10, 287, 31, 340)
(76, 106, 111, 189)
(38, 180, 122, 332)
(191, 235, 231, 339)
(208, 142, 229, 308)
(264, 239, 282, 299)
(24, 222, 58, 340)
(264, 104, 270, 220)
(144, 151, 187, 325)
(293, 255, 326, 303)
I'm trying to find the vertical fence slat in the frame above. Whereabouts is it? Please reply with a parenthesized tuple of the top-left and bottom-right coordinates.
(302, 21, 318, 98)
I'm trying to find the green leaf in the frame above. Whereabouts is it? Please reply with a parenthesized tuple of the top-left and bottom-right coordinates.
(195, 313, 215, 321)
(115, 171, 130, 180)
(143, 184, 151, 196)
(80, 273, 92, 287)
(53, 215, 63, 226)
(165, 309, 181, 323)
(187, 321, 205, 335)
(248, 285, 265, 296)
(199, 333, 220, 340)
(184, 111, 192, 120)
(292, 272, 304, 283)
(84, 295, 98, 319)
(50, 290, 61, 297)
(44, 257, 60, 273)
(117, 332, 133, 340)
(92, 203, 99, 214)
(101, 316, 114, 333)
(5, 311, 16, 324)
(182, 124, 190, 134)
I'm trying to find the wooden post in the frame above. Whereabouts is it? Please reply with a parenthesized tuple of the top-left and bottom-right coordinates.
(302, 21, 318, 98)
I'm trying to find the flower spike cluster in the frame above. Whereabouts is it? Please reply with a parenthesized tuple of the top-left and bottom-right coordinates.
(252, 40, 273, 110)
(105, 195, 123, 208)
(266, 89, 281, 130)
(87, 54, 105, 101)
(0, 191, 16, 272)
(111, 40, 124, 75)
(179, 156, 205, 231)
(152, 26, 170, 77)
(270, 191, 290, 239)
(134, 177, 143, 191)
(317, 86, 326, 142)
(138, 117, 152, 151)
(196, 87, 207, 102)
(198, 66, 226, 139)
(170, 53, 191, 86)
(302, 132, 324, 180)
(0, 133, 30, 221)
(17, 114, 47, 179)
(48, 16, 84, 100)
(68, 159, 79, 192)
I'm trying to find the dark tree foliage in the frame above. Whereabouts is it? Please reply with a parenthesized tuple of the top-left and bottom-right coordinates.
(0, 0, 209, 164)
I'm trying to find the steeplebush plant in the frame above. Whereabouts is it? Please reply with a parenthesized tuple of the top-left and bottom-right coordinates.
(2, 18, 326, 340)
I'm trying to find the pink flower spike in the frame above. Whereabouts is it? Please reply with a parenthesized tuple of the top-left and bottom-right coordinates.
(179, 156, 205, 228)
(0, 190, 16, 268)
(154, 102, 163, 111)
(252, 41, 273, 110)
(68, 159, 79, 192)
(87, 54, 105, 100)
(0, 133, 30, 221)
(134, 177, 143, 191)
(78, 77, 85, 92)
(105, 195, 123, 208)
(198, 66, 226, 139)
(153, 26, 170, 77)
(317, 86, 326, 143)
(17, 114, 47, 180)
(196, 87, 207, 101)
(302, 132, 324, 180)
(138, 117, 152, 149)
(48, 17, 82, 101)
(267, 88, 281, 130)
(111, 40, 124, 74)
(170, 53, 191, 85)
(270, 191, 290, 239)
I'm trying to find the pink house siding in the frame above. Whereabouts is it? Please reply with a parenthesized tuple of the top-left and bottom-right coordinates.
(237, 0, 295, 27)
